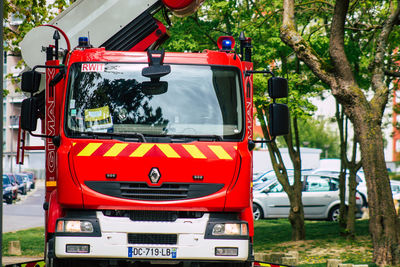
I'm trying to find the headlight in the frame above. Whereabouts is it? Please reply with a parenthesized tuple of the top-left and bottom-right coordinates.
(56, 220, 94, 233)
(212, 223, 248, 236)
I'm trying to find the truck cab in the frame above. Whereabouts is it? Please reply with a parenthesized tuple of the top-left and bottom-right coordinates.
(20, 41, 265, 266)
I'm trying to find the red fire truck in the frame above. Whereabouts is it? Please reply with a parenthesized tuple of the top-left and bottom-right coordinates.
(18, 1, 289, 266)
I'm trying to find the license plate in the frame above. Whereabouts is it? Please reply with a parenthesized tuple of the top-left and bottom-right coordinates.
(128, 247, 177, 258)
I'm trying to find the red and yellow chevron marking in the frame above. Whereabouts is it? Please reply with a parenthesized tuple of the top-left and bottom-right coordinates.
(182, 145, 207, 159)
(20, 261, 45, 267)
(74, 142, 236, 160)
(253, 262, 289, 267)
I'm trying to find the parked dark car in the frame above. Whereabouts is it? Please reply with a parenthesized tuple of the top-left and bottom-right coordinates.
(16, 173, 32, 192)
(3, 173, 18, 201)
(3, 175, 14, 204)
(13, 173, 28, 195)
(23, 171, 36, 189)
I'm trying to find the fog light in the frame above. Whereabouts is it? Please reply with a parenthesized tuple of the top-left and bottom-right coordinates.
(66, 244, 90, 253)
(212, 224, 225, 235)
(215, 247, 238, 256)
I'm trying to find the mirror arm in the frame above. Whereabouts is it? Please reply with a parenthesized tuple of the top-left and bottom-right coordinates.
(30, 65, 65, 97)
(32, 65, 65, 72)
(245, 70, 275, 77)
(28, 131, 54, 139)
(248, 137, 276, 151)
(29, 132, 61, 147)
(253, 137, 276, 143)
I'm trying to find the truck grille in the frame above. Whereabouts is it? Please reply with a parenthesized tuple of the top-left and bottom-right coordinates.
(85, 181, 224, 201)
(103, 210, 204, 222)
(128, 234, 177, 245)
(129, 210, 179, 221)
(120, 183, 188, 200)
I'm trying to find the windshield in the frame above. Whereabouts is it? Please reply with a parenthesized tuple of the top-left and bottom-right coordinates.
(15, 175, 23, 183)
(65, 63, 243, 140)
(3, 175, 11, 186)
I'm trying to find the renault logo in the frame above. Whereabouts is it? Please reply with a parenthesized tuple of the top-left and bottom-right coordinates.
(149, 167, 161, 184)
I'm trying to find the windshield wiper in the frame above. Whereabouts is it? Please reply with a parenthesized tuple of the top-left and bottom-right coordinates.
(152, 134, 223, 142)
(71, 131, 147, 142)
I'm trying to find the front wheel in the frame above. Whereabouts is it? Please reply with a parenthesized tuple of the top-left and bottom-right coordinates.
(253, 203, 264, 220)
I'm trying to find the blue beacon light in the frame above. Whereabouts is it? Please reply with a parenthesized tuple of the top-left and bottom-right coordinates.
(217, 36, 235, 52)
(222, 39, 232, 50)
(78, 36, 90, 47)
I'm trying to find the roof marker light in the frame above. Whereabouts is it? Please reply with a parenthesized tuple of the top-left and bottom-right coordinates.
(217, 36, 235, 52)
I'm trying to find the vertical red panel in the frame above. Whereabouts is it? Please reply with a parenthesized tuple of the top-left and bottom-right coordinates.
(243, 62, 254, 141)
(45, 60, 60, 202)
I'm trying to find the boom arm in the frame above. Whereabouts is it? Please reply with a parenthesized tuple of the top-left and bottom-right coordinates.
(20, 0, 205, 69)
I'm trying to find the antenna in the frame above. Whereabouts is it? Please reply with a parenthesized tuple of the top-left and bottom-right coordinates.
(88, 31, 91, 47)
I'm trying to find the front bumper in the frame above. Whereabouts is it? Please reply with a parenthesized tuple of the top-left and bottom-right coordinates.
(54, 212, 250, 262)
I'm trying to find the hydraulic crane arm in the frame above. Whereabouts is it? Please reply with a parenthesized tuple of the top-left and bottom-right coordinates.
(20, 0, 204, 69)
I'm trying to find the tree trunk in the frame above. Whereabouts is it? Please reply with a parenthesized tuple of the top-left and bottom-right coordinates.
(336, 101, 348, 230)
(255, 107, 306, 241)
(350, 107, 400, 264)
(287, 185, 305, 241)
(345, 169, 357, 239)
(284, 117, 306, 241)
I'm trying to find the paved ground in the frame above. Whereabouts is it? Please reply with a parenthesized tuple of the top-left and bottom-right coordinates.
(2, 179, 45, 233)
(2, 256, 44, 266)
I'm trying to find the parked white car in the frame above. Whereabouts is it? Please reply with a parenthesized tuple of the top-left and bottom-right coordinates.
(311, 170, 368, 207)
(252, 174, 363, 221)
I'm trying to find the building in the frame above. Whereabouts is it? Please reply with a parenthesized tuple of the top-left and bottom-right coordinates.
(3, 16, 45, 176)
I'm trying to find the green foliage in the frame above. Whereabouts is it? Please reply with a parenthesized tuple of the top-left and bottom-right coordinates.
(4, 1, 73, 56)
(3, 1, 73, 95)
(254, 219, 372, 265)
(298, 118, 340, 158)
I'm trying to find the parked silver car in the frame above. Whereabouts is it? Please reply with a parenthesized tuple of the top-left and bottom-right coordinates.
(252, 174, 363, 221)
(312, 169, 368, 207)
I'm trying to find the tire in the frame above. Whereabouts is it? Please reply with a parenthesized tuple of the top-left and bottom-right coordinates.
(328, 206, 340, 221)
(253, 203, 264, 220)
(6, 196, 13, 204)
(360, 193, 368, 207)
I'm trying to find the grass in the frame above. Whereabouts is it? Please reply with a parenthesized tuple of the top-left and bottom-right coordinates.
(254, 219, 373, 265)
(2, 227, 45, 257)
(2, 221, 374, 265)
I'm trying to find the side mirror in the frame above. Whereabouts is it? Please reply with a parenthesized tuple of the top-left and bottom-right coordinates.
(21, 71, 41, 93)
(268, 76, 289, 136)
(21, 98, 38, 131)
(268, 77, 288, 99)
(269, 103, 289, 136)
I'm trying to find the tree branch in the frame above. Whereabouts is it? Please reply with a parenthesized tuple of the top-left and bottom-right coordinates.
(371, 1, 400, 115)
(344, 25, 382, 31)
(280, 0, 336, 88)
(330, 0, 355, 82)
(384, 69, 400, 78)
